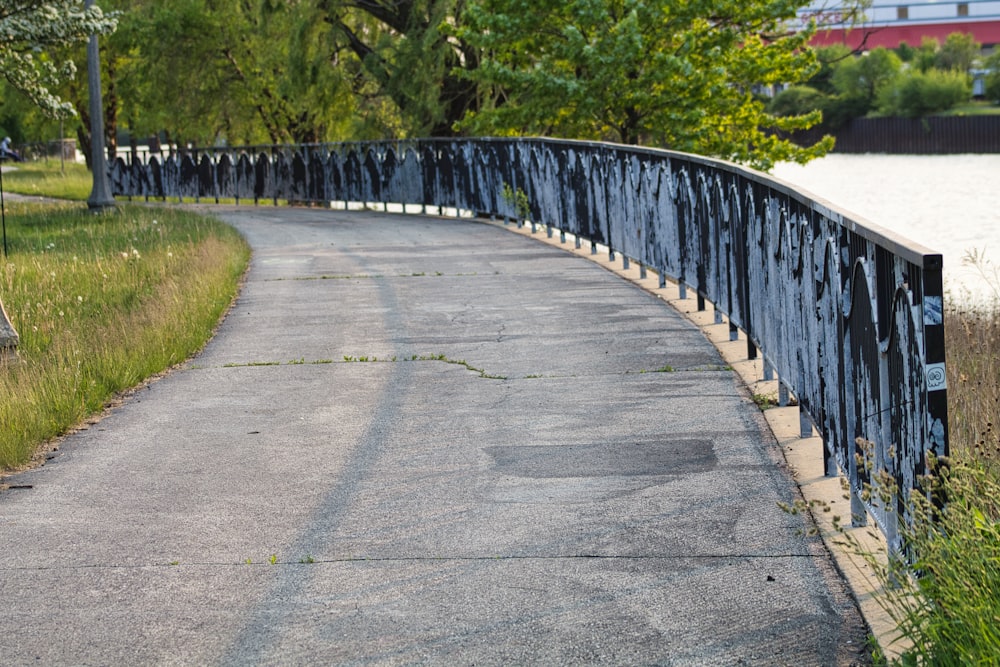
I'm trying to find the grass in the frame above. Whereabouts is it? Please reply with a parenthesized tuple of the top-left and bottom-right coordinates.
(873, 457, 1000, 666)
(936, 100, 1000, 117)
(843, 283, 1000, 665)
(342, 353, 508, 379)
(1, 160, 94, 200)
(945, 250, 1000, 469)
(945, 303, 1000, 467)
(0, 201, 250, 470)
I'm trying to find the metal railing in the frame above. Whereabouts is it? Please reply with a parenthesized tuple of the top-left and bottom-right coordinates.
(111, 137, 949, 550)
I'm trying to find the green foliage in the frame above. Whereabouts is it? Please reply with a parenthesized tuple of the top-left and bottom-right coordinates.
(454, 0, 832, 170)
(803, 35, 982, 126)
(501, 183, 530, 220)
(52, 0, 484, 146)
(343, 0, 477, 137)
(0, 0, 117, 118)
(109, 0, 359, 145)
(912, 37, 941, 73)
(0, 203, 250, 469)
(831, 47, 902, 111)
(811, 44, 854, 95)
(895, 42, 916, 64)
(819, 90, 873, 129)
(935, 32, 980, 73)
(876, 68, 971, 118)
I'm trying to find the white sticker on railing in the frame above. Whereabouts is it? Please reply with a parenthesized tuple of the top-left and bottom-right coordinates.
(924, 296, 943, 326)
(926, 363, 947, 392)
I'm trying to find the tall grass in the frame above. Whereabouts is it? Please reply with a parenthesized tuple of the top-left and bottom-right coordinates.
(0, 202, 249, 470)
(946, 291, 1000, 467)
(858, 276, 1000, 664)
(873, 457, 1000, 666)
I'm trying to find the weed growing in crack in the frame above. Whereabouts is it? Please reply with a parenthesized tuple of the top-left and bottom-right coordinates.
(752, 392, 778, 410)
(340, 353, 506, 379)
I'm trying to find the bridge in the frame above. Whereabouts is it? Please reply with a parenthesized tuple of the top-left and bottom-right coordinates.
(0, 138, 945, 662)
(111, 137, 950, 550)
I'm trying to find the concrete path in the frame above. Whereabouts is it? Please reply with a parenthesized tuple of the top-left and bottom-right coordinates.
(0, 208, 870, 665)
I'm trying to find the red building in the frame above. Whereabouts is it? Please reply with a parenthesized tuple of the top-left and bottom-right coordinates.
(802, 0, 1000, 49)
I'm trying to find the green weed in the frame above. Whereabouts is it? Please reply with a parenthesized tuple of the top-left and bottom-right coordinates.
(501, 183, 531, 220)
(339, 352, 506, 379)
(752, 392, 778, 410)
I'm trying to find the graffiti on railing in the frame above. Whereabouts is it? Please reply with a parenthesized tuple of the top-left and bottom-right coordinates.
(112, 138, 948, 550)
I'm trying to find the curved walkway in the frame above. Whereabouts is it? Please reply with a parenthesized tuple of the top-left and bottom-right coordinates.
(0, 207, 870, 665)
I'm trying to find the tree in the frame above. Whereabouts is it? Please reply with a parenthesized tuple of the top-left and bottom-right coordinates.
(830, 46, 901, 110)
(81, 0, 362, 149)
(935, 32, 979, 73)
(810, 44, 854, 95)
(768, 85, 828, 119)
(912, 37, 940, 73)
(53, 0, 372, 157)
(313, 0, 481, 138)
(452, 0, 833, 170)
(985, 50, 1000, 105)
(0, 0, 116, 118)
(106, 1, 485, 142)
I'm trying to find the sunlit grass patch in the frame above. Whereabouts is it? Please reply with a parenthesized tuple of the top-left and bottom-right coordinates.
(1, 160, 94, 201)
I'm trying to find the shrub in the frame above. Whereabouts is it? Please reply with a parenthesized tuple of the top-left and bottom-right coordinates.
(820, 93, 871, 129)
(768, 85, 828, 118)
(811, 44, 854, 95)
(877, 68, 971, 117)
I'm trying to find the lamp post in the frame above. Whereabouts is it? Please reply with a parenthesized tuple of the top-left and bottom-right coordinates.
(85, 0, 115, 210)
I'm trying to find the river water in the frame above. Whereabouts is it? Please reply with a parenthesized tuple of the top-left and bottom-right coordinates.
(771, 154, 1000, 306)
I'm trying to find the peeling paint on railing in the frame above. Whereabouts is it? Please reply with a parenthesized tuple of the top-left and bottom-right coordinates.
(112, 138, 949, 551)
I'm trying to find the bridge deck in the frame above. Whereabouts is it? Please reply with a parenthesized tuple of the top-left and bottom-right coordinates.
(0, 208, 869, 665)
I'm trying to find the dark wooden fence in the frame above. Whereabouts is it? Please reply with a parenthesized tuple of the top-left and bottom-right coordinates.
(111, 138, 949, 551)
(795, 115, 1000, 153)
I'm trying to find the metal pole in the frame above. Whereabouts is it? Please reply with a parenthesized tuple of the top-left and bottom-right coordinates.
(1, 164, 7, 256)
(85, 0, 115, 210)
(60, 118, 65, 175)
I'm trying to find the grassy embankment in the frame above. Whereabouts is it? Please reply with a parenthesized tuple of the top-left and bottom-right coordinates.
(0, 165, 250, 471)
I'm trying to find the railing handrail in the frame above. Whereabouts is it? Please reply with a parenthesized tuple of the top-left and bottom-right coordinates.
(110, 137, 949, 551)
(123, 138, 945, 266)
